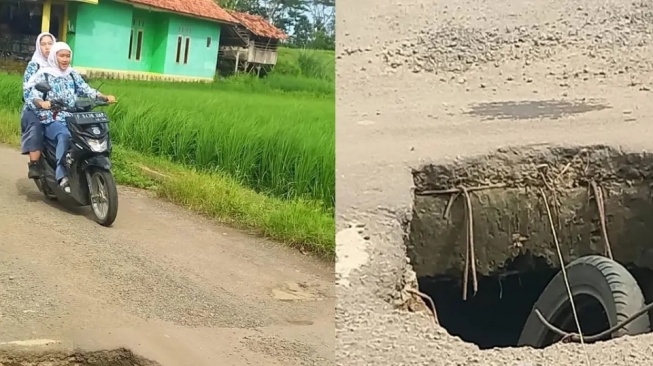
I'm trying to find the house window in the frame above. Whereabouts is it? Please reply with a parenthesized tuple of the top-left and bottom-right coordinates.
(206, 37, 211, 48)
(135, 29, 144, 61)
(128, 29, 134, 59)
(174, 36, 192, 65)
(175, 36, 182, 63)
(128, 22, 144, 61)
(183, 37, 190, 64)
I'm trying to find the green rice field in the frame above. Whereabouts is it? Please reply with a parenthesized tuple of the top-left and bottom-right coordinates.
(0, 73, 335, 210)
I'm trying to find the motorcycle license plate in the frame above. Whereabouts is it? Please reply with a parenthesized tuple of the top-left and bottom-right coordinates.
(72, 112, 109, 125)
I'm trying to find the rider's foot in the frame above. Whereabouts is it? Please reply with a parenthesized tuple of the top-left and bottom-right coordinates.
(59, 177, 71, 194)
(27, 160, 42, 179)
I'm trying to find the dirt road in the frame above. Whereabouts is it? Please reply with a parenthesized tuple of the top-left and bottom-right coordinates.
(0, 144, 334, 366)
(337, 0, 653, 364)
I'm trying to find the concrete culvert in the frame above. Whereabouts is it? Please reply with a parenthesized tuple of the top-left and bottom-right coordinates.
(406, 144, 653, 349)
(0, 347, 161, 366)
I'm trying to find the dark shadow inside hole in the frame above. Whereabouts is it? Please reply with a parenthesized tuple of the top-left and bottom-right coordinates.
(418, 255, 558, 349)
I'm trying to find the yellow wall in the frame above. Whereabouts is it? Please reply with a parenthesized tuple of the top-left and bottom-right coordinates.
(59, 2, 68, 41)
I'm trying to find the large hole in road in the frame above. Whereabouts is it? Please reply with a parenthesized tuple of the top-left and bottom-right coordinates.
(0, 348, 161, 366)
(417, 254, 558, 348)
(405, 145, 653, 349)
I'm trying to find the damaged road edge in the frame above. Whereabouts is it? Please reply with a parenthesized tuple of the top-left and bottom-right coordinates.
(0, 346, 161, 366)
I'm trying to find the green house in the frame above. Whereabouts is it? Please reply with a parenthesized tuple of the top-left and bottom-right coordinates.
(0, 0, 238, 81)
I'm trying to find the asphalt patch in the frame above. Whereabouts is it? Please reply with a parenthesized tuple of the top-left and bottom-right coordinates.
(466, 99, 611, 121)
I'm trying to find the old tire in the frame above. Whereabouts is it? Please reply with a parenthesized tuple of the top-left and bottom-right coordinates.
(518, 255, 650, 348)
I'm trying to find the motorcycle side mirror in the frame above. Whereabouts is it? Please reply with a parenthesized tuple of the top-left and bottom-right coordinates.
(34, 82, 52, 94)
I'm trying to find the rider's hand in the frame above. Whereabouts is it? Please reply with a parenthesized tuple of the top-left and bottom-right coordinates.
(39, 101, 51, 110)
(105, 95, 117, 103)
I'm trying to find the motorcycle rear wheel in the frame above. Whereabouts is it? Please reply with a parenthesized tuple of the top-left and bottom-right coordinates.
(34, 178, 57, 201)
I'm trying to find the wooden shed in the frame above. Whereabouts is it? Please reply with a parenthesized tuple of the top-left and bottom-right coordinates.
(218, 11, 287, 76)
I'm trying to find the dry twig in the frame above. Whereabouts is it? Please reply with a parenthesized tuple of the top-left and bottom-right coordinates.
(407, 288, 440, 325)
(415, 183, 506, 196)
(443, 191, 460, 219)
(589, 181, 613, 259)
(458, 186, 478, 301)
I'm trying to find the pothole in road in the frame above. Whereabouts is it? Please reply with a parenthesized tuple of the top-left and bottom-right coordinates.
(272, 281, 326, 302)
(0, 347, 160, 366)
(405, 144, 653, 349)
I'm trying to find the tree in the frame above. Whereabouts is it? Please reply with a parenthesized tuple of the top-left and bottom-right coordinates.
(304, 0, 334, 49)
(216, 0, 262, 13)
(257, 0, 306, 28)
(311, 28, 334, 50)
(289, 13, 313, 47)
(305, 0, 334, 32)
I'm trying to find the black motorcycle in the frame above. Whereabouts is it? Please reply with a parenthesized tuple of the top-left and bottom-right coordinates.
(33, 81, 118, 227)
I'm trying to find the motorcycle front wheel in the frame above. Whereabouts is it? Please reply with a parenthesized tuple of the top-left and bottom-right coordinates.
(88, 169, 118, 227)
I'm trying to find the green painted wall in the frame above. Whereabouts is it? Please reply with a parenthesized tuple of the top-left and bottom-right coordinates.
(68, 0, 221, 79)
(69, 0, 133, 70)
(150, 13, 169, 74)
(162, 15, 221, 78)
(66, 3, 78, 50)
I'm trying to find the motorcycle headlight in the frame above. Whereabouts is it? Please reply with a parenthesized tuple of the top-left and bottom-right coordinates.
(87, 138, 108, 152)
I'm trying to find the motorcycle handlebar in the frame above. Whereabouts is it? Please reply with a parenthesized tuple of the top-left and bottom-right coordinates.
(37, 98, 112, 111)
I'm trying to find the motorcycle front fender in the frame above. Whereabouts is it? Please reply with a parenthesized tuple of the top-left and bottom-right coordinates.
(81, 155, 112, 171)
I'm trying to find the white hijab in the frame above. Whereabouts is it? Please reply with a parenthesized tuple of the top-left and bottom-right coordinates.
(31, 32, 56, 68)
(25, 42, 75, 89)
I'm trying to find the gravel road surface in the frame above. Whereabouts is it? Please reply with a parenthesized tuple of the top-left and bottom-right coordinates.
(0, 144, 334, 366)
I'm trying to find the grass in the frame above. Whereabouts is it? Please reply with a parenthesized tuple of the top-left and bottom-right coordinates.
(213, 48, 335, 96)
(274, 48, 335, 81)
(218, 73, 334, 97)
(0, 66, 335, 258)
(0, 74, 335, 209)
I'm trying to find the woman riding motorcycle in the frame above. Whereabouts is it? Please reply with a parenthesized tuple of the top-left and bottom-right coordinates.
(21, 32, 55, 179)
(25, 41, 116, 193)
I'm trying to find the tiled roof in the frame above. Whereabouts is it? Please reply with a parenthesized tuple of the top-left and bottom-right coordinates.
(228, 11, 288, 40)
(126, 0, 238, 24)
